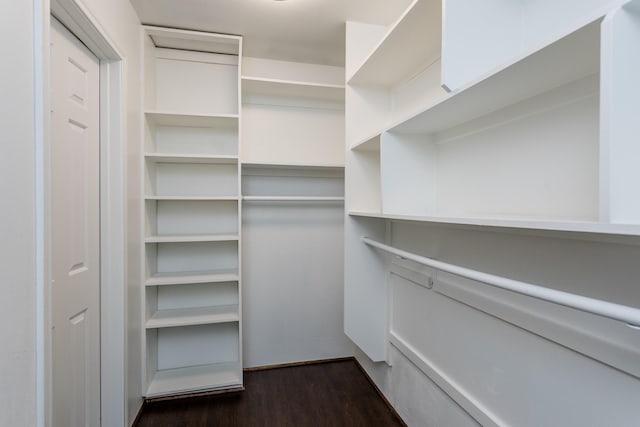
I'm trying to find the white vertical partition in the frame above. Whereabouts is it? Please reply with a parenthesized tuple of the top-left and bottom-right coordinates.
(600, 0, 640, 224)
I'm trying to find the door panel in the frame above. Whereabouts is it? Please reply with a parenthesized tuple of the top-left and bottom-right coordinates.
(51, 17, 101, 427)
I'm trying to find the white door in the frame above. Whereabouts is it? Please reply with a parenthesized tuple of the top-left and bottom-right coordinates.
(50, 18, 101, 427)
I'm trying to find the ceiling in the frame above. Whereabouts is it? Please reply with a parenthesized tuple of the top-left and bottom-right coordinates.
(129, 0, 412, 66)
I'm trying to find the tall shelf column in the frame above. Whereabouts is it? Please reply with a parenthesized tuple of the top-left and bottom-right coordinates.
(141, 26, 243, 398)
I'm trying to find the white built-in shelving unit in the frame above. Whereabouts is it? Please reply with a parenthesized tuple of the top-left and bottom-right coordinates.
(345, 0, 640, 361)
(141, 26, 243, 398)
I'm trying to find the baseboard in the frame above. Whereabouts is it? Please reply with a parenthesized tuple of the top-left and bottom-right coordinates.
(142, 386, 245, 404)
(352, 357, 408, 427)
(243, 356, 355, 372)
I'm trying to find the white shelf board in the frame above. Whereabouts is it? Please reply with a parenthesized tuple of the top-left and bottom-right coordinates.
(348, 211, 640, 236)
(243, 196, 344, 202)
(144, 25, 241, 56)
(389, 19, 601, 135)
(242, 77, 344, 102)
(351, 134, 381, 151)
(241, 161, 344, 170)
(145, 196, 240, 201)
(146, 305, 240, 329)
(146, 362, 242, 398)
(347, 0, 441, 86)
(145, 111, 239, 128)
(146, 269, 239, 286)
(145, 153, 238, 164)
(145, 234, 239, 243)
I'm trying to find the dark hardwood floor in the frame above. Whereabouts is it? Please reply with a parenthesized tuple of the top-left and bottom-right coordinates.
(134, 359, 405, 427)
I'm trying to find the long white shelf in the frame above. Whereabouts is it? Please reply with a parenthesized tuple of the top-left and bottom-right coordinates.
(144, 196, 240, 201)
(351, 134, 381, 151)
(348, 211, 640, 237)
(146, 269, 239, 286)
(146, 305, 239, 329)
(241, 161, 344, 170)
(347, 0, 441, 86)
(146, 362, 242, 398)
(243, 196, 344, 202)
(145, 153, 238, 164)
(145, 234, 239, 243)
(242, 76, 345, 102)
(388, 19, 600, 135)
(145, 111, 239, 128)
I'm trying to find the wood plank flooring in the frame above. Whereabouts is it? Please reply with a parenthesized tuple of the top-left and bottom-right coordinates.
(134, 359, 405, 427)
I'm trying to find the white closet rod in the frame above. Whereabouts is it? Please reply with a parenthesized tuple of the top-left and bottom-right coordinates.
(362, 237, 640, 328)
(242, 196, 344, 202)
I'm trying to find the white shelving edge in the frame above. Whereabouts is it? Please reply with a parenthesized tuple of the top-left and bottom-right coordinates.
(145, 153, 239, 164)
(144, 234, 240, 243)
(241, 161, 345, 169)
(347, 0, 442, 86)
(348, 211, 640, 237)
(389, 19, 601, 135)
(146, 269, 240, 286)
(144, 196, 240, 201)
(146, 362, 242, 398)
(242, 76, 345, 101)
(243, 196, 344, 202)
(146, 305, 240, 329)
(145, 110, 239, 128)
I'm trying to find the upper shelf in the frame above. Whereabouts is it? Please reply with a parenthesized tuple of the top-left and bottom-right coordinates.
(242, 77, 344, 102)
(144, 26, 241, 56)
(145, 111, 239, 128)
(347, 0, 442, 86)
(389, 18, 601, 135)
(348, 211, 640, 237)
(145, 153, 238, 164)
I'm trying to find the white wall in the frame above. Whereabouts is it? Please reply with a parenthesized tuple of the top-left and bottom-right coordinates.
(0, 1, 143, 425)
(0, 1, 37, 426)
(75, 0, 144, 423)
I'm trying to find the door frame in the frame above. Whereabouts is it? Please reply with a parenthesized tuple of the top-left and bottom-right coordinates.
(36, 0, 126, 425)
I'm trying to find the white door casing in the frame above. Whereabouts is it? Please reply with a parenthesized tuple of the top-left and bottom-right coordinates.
(50, 17, 101, 427)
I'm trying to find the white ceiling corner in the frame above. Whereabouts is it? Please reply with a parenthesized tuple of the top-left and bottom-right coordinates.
(130, 0, 412, 66)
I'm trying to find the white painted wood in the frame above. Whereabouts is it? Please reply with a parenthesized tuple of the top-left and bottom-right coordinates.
(146, 305, 240, 328)
(243, 196, 344, 202)
(441, 0, 625, 91)
(394, 21, 601, 135)
(242, 77, 344, 102)
(384, 75, 600, 222)
(343, 216, 389, 361)
(348, 211, 640, 237)
(348, 0, 441, 86)
(145, 154, 238, 164)
(345, 21, 388, 81)
(243, 57, 344, 85)
(600, 1, 640, 224)
(146, 362, 241, 398)
(142, 25, 243, 397)
(146, 270, 239, 287)
(145, 26, 240, 55)
(50, 18, 100, 427)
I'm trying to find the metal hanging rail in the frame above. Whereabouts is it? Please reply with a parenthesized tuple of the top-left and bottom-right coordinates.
(362, 236, 640, 328)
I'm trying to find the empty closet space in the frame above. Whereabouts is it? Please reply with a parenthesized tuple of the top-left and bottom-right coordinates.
(239, 56, 351, 368)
